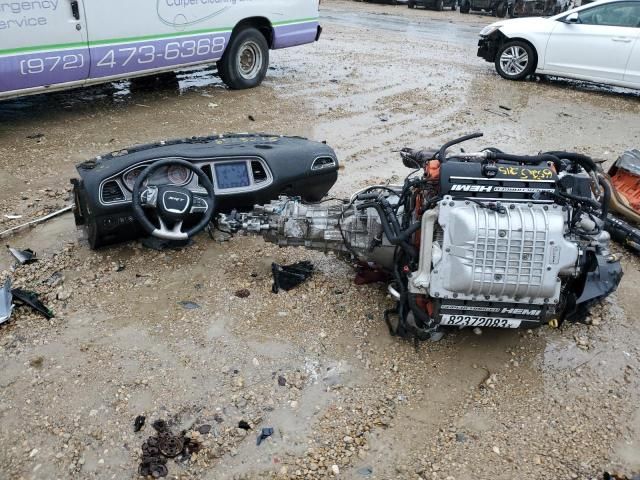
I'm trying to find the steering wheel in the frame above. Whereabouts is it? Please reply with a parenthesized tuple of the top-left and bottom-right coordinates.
(132, 159, 215, 241)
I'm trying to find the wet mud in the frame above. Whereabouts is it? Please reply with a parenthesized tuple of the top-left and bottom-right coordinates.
(1, 1, 639, 479)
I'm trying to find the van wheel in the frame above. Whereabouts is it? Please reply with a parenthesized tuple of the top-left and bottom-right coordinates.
(495, 1, 507, 16)
(217, 27, 269, 90)
(408, 1, 416, 7)
(435, 0, 444, 10)
(495, 40, 536, 80)
(460, 1, 470, 12)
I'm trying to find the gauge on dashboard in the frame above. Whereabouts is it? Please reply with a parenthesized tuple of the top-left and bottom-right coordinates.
(122, 168, 145, 191)
(167, 165, 191, 185)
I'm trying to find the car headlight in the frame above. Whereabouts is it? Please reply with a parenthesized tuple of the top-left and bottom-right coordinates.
(479, 25, 502, 36)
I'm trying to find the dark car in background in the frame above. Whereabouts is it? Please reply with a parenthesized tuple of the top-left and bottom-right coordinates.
(409, 0, 457, 10)
(460, 0, 513, 16)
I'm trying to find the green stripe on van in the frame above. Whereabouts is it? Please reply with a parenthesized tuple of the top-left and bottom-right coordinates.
(0, 17, 320, 57)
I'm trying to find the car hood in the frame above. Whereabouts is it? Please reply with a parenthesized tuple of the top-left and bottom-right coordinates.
(481, 16, 553, 35)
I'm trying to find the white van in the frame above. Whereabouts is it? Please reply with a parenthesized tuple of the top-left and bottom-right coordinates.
(0, 0, 322, 100)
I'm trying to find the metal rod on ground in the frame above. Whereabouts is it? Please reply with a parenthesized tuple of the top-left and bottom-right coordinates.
(0, 206, 73, 239)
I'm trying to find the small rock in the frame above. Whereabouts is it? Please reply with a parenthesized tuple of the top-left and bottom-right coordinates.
(235, 289, 250, 299)
(57, 290, 72, 301)
(198, 425, 212, 435)
(331, 465, 340, 476)
(492, 446, 500, 455)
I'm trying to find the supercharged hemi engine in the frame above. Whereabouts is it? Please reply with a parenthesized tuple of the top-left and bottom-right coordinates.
(221, 133, 623, 340)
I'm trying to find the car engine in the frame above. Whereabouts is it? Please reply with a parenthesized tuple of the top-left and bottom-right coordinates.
(221, 133, 623, 340)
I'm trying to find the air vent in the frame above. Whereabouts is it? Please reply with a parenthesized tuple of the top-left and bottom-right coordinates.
(311, 156, 336, 171)
(101, 180, 125, 203)
(251, 161, 268, 183)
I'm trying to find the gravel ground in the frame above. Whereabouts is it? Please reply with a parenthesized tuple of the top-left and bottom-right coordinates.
(1, 1, 639, 479)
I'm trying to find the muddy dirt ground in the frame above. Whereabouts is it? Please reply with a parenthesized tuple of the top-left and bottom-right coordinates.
(1, 1, 640, 479)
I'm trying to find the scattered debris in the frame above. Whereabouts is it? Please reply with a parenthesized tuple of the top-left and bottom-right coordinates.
(12, 289, 53, 319)
(271, 261, 314, 293)
(256, 427, 273, 446)
(277, 375, 286, 387)
(138, 420, 205, 478)
(7, 246, 37, 265)
(152, 419, 168, 432)
(248, 115, 256, 121)
(234, 288, 250, 298)
(26, 133, 45, 139)
(499, 105, 512, 111)
(0, 279, 13, 325)
(357, 466, 373, 476)
(238, 420, 251, 430)
(355, 262, 389, 285)
(178, 301, 200, 310)
(3, 214, 22, 220)
(134, 415, 146, 432)
(0, 206, 73, 239)
(43, 271, 64, 288)
(141, 236, 192, 251)
(197, 424, 211, 435)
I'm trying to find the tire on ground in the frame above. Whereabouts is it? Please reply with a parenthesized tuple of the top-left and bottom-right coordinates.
(494, 40, 536, 81)
(217, 27, 269, 90)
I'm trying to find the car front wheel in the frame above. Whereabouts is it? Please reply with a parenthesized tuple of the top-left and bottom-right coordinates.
(495, 40, 535, 80)
(217, 27, 269, 90)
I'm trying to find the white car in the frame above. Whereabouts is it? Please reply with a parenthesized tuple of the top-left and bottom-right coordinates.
(477, 0, 640, 89)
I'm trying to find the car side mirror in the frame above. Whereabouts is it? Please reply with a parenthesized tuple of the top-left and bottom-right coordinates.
(564, 12, 579, 23)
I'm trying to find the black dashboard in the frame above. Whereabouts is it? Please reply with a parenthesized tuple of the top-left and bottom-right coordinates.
(72, 134, 339, 248)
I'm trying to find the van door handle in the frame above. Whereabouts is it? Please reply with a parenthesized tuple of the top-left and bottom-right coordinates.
(612, 37, 631, 43)
(70, 0, 80, 20)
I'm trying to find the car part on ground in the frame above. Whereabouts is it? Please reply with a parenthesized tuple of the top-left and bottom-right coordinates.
(605, 215, 640, 255)
(138, 420, 204, 478)
(7, 247, 37, 265)
(609, 150, 640, 213)
(604, 150, 640, 255)
(11, 289, 54, 320)
(272, 261, 314, 293)
(71, 134, 338, 249)
(0, 279, 13, 326)
(221, 133, 623, 341)
(256, 427, 274, 446)
(0, 280, 54, 325)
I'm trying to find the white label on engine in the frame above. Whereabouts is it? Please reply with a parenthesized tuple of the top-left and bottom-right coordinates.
(440, 314, 522, 329)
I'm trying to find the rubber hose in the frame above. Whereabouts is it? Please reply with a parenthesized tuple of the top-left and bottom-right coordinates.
(544, 151, 598, 173)
(598, 175, 611, 220)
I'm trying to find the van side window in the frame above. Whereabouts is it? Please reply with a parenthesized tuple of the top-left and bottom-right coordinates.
(578, 2, 640, 28)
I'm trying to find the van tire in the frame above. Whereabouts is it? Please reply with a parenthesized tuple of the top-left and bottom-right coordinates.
(217, 27, 269, 90)
(460, 1, 470, 12)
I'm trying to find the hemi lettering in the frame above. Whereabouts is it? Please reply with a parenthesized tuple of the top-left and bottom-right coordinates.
(450, 184, 493, 192)
(500, 308, 540, 315)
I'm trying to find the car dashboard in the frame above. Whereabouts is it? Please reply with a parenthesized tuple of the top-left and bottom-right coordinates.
(72, 134, 339, 248)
